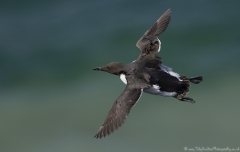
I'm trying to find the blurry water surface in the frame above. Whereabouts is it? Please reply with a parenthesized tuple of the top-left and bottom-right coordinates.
(0, 1, 240, 152)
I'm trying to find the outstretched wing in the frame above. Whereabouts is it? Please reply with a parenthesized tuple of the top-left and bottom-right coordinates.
(141, 9, 171, 39)
(136, 9, 171, 55)
(94, 85, 142, 139)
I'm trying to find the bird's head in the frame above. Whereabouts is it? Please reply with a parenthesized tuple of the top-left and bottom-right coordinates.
(93, 62, 126, 76)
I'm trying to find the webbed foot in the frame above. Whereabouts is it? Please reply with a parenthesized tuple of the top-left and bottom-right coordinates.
(189, 76, 203, 84)
(180, 97, 196, 104)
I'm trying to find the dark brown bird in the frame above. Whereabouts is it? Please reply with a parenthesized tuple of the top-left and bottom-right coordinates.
(93, 9, 203, 139)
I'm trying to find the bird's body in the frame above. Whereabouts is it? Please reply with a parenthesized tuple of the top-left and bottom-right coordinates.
(93, 9, 203, 138)
(120, 63, 184, 97)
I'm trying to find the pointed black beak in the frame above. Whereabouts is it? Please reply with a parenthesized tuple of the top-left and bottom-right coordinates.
(92, 67, 102, 71)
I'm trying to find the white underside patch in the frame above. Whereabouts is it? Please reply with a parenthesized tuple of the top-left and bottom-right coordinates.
(160, 64, 182, 81)
(120, 74, 127, 84)
(143, 85, 177, 97)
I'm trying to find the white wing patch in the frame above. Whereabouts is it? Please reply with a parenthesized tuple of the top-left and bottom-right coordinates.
(160, 64, 182, 81)
(157, 39, 161, 52)
(120, 74, 127, 84)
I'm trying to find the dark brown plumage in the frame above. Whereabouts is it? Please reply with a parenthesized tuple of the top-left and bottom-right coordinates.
(93, 9, 203, 139)
(94, 84, 142, 138)
(136, 9, 171, 55)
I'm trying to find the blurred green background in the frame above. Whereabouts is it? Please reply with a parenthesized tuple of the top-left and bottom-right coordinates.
(1, 1, 240, 152)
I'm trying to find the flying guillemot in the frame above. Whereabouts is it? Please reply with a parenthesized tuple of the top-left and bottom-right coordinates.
(92, 9, 203, 139)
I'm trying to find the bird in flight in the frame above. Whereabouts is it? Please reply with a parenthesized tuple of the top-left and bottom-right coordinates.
(93, 9, 203, 139)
